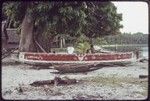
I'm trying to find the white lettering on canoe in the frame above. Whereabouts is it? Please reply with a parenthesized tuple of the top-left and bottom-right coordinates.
(27, 55, 43, 60)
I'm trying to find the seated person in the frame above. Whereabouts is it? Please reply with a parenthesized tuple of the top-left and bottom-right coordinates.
(86, 45, 95, 53)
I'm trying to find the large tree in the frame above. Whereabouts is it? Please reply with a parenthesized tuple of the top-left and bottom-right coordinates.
(2, 1, 87, 52)
(2, 1, 122, 52)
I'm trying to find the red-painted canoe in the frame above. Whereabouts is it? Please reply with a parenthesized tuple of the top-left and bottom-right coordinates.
(14, 52, 135, 65)
(11, 52, 135, 72)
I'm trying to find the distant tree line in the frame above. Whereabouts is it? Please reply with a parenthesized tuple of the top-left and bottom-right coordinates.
(100, 32, 148, 45)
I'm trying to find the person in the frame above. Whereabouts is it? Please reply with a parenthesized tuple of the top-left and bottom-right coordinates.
(86, 49, 90, 53)
(86, 45, 95, 54)
(53, 50, 56, 53)
(135, 49, 140, 60)
(90, 44, 95, 53)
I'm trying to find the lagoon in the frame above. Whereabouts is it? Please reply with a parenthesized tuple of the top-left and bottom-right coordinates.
(101, 44, 148, 58)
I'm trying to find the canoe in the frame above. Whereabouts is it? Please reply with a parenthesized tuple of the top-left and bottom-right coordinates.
(11, 52, 135, 72)
(17, 52, 134, 64)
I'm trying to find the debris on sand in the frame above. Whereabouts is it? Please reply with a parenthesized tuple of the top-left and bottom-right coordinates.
(30, 76, 77, 87)
(139, 58, 148, 63)
(139, 75, 148, 79)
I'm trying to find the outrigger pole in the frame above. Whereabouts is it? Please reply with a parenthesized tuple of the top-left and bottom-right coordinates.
(35, 40, 47, 53)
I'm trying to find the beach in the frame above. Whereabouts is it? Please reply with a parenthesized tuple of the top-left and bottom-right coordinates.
(2, 56, 148, 100)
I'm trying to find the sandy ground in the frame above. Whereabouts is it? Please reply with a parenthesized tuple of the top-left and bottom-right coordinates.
(2, 56, 148, 100)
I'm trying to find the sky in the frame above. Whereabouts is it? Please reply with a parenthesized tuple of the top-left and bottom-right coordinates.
(112, 1, 148, 34)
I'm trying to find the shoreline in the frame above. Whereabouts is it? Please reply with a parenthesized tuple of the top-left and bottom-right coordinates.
(101, 44, 148, 47)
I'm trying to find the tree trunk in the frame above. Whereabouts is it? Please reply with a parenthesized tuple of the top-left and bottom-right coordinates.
(19, 13, 36, 52)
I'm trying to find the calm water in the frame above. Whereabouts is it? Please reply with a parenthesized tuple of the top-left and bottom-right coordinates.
(141, 47, 148, 58)
(104, 45, 149, 58)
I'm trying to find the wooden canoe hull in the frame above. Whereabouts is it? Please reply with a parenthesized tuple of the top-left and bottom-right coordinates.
(11, 52, 135, 72)
(18, 52, 134, 64)
(15, 52, 135, 66)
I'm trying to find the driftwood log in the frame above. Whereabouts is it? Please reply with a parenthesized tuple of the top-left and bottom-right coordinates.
(139, 75, 148, 79)
(30, 76, 77, 86)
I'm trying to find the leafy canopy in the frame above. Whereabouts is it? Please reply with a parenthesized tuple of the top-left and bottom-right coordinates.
(2, 1, 123, 41)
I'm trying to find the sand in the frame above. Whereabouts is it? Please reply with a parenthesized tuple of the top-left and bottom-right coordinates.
(2, 56, 148, 100)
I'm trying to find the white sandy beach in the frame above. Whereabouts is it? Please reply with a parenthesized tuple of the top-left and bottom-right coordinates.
(2, 56, 148, 100)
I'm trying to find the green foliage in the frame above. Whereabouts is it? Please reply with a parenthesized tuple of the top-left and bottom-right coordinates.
(75, 34, 89, 43)
(2, 2, 27, 27)
(3, 1, 122, 35)
(74, 35, 90, 54)
(103, 32, 148, 45)
(82, 2, 123, 38)
(93, 37, 108, 45)
(2, 1, 123, 51)
(75, 42, 90, 54)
